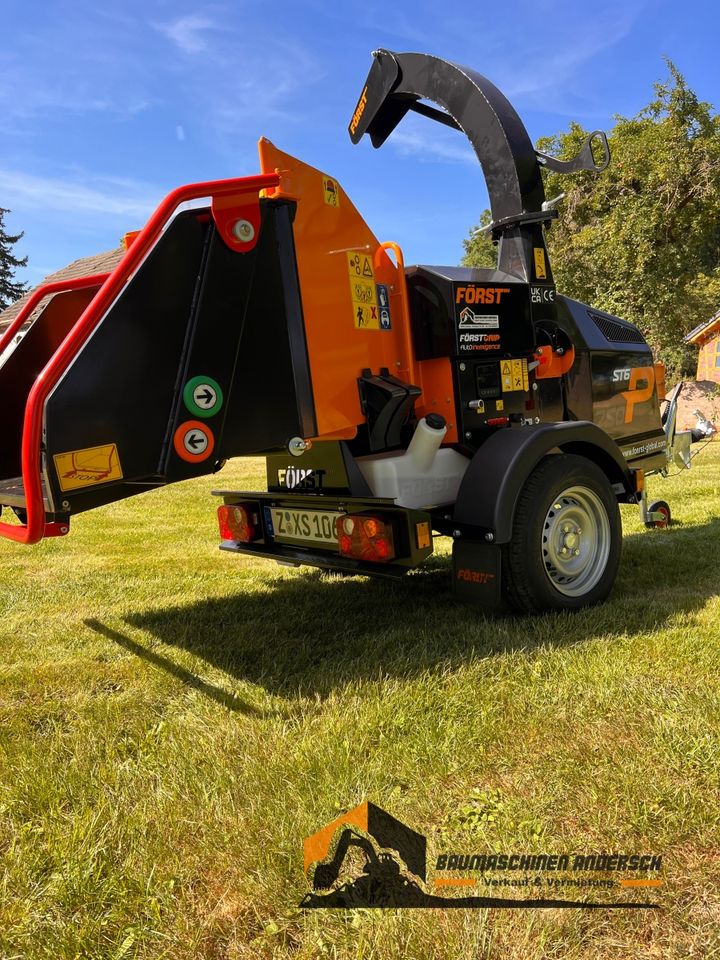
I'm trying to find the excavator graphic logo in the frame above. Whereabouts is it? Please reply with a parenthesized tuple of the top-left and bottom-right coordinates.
(301, 801, 429, 908)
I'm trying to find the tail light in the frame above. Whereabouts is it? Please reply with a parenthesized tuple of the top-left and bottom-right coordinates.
(217, 503, 259, 543)
(336, 514, 395, 563)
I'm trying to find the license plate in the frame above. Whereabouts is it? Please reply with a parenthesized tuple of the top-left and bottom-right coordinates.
(271, 507, 340, 546)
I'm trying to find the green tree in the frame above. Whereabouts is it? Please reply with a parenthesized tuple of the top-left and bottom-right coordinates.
(0, 208, 28, 310)
(461, 208, 496, 269)
(462, 63, 720, 378)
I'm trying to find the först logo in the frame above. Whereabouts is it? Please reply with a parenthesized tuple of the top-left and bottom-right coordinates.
(457, 568, 496, 585)
(349, 86, 368, 135)
(278, 466, 326, 491)
(456, 286, 510, 305)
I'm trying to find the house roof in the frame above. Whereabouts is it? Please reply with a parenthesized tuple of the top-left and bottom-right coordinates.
(0, 247, 125, 333)
(685, 310, 720, 345)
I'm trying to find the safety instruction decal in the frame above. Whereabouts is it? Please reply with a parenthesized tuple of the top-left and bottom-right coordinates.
(533, 248, 547, 280)
(347, 252, 381, 329)
(53, 443, 123, 492)
(500, 359, 529, 393)
(323, 176, 340, 207)
(376, 283, 391, 329)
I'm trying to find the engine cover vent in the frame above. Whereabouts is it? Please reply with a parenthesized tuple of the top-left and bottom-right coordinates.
(589, 311, 645, 344)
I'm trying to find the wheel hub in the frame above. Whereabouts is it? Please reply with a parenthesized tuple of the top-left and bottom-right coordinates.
(562, 530, 579, 550)
(542, 486, 611, 598)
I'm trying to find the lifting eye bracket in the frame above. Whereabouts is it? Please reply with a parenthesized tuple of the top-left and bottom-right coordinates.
(535, 131, 610, 175)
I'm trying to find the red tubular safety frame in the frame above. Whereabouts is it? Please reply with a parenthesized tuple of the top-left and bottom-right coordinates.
(0, 172, 280, 545)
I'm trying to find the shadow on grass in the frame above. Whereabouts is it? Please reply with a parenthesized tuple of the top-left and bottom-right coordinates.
(92, 518, 720, 703)
(85, 618, 269, 715)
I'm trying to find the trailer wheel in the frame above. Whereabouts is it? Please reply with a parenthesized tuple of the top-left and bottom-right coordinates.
(645, 500, 671, 529)
(503, 454, 621, 613)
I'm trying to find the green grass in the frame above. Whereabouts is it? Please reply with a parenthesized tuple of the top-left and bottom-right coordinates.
(1, 448, 720, 959)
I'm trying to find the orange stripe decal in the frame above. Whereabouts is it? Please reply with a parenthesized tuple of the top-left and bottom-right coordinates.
(434, 878, 476, 888)
(619, 879, 663, 888)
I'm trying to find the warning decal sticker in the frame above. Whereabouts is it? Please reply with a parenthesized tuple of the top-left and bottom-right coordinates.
(533, 248, 547, 280)
(376, 283, 392, 330)
(500, 359, 530, 393)
(323, 176, 339, 207)
(347, 252, 380, 328)
(53, 443, 123, 492)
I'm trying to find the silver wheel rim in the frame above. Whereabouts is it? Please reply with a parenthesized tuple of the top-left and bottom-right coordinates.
(541, 485, 610, 598)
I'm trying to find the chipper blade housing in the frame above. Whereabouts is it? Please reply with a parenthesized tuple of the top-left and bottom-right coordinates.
(0, 144, 454, 544)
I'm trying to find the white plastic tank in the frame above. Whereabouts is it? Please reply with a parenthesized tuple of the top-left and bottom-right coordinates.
(357, 414, 470, 509)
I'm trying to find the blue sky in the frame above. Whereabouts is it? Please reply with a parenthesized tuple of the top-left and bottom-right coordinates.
(2, 0, 718, 286)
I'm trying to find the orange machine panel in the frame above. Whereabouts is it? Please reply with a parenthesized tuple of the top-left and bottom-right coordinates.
(414, 358, 458, 442)
(259, 139, 444, 441)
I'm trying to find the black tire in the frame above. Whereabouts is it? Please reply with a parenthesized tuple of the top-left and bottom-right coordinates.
(645, 499, 670, 529)
(503, 454, 622, 613)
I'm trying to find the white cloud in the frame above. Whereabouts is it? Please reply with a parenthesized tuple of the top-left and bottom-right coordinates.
(175, 124, 186, 142)
(155, 14, 218, 55)
(0, 26, 158, 131)
(146, 16, 324, 154)
(499, 9, 640, 100)
(388, 128, 476, 166)
(0, 169, 158, 221)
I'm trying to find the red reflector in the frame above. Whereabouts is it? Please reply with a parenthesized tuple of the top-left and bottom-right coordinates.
(374, 536, 392, 560)
(217, 503, 258, 543)
(335, 514, 395, 563)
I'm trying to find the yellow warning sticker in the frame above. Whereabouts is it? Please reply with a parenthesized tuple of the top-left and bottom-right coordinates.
(501, 360, 513, 392)
(511, 359, 525, 392)
(501, 359, 529, 393)
(323, 176, 340, 207)
(53, 443, 123, 492)
(495, 399, 504, 411)
(533, 247, 547, 280)
(347, 252, 380, 328)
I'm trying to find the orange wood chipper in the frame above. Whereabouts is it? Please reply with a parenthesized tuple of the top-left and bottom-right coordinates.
(0, 50, 692, 612)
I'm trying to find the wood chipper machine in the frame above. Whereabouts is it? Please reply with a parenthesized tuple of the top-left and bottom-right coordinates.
(0, 50, 692, 612)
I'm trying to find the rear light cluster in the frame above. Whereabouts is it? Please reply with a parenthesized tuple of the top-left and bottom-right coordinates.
(336, 515, 395, 563)
(217, 503, 259, 543)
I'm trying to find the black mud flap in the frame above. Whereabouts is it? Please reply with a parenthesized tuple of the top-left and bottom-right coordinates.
(452, 539, 502, 610)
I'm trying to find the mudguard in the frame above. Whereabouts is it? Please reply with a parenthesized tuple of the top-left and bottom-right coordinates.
(453, 421, 635, 544)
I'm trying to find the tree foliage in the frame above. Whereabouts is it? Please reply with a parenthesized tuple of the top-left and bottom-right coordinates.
(462, 63, 720, 378)
(0, 208, 28, 310)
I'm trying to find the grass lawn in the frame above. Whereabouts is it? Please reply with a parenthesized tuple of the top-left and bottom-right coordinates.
(1, 445, 719, 959)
